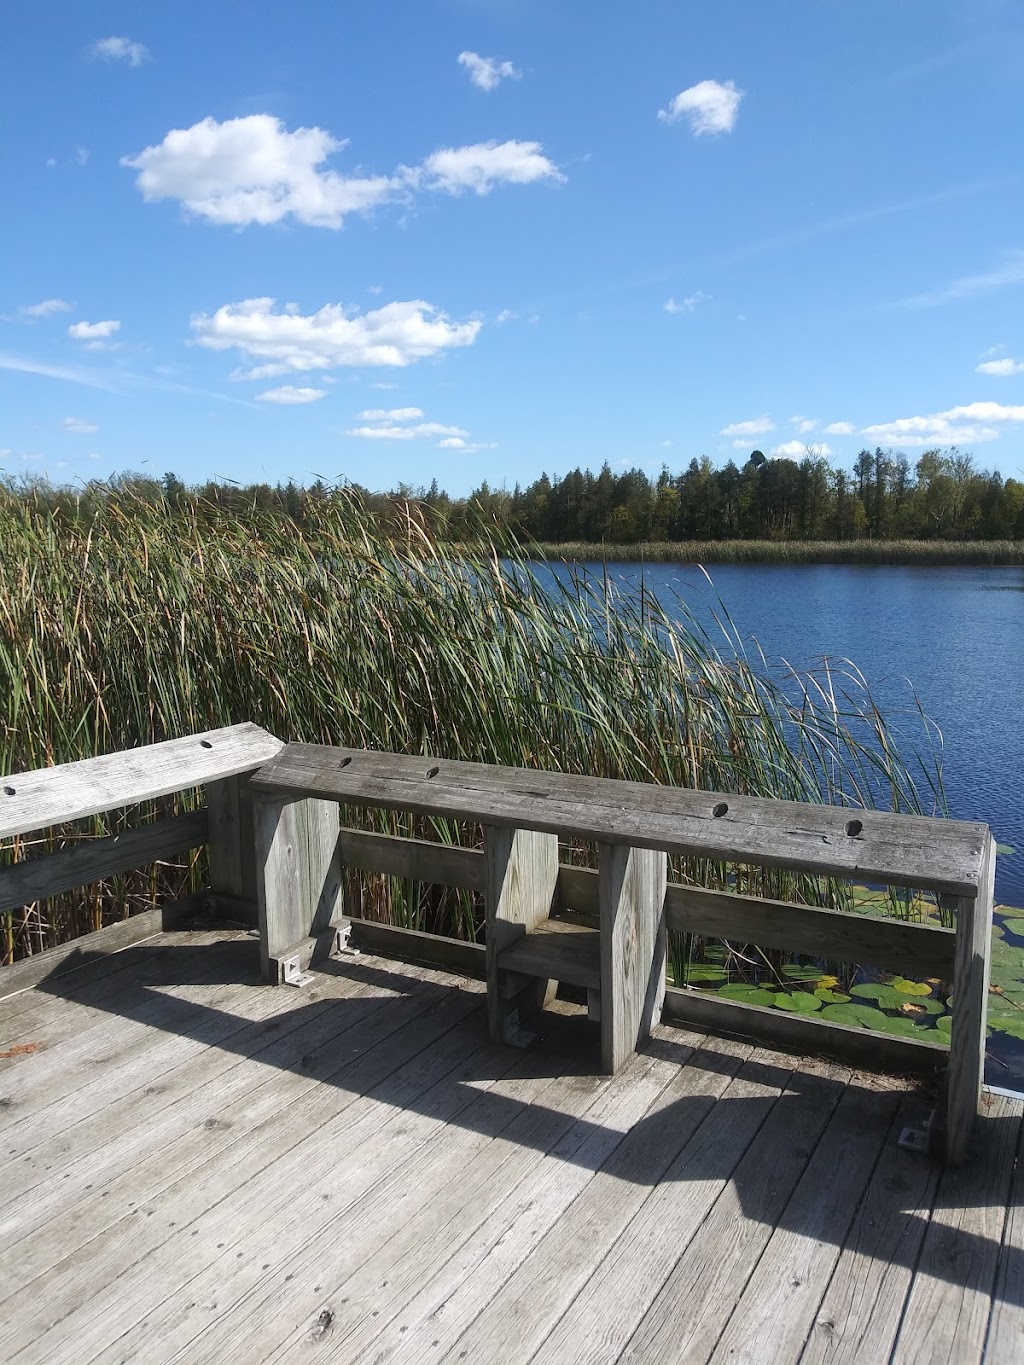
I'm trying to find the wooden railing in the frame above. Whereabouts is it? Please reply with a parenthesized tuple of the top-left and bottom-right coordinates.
(0, 729, 996, 1166)
(251, 743, 995, 1167)
(0, 724, 283, 991)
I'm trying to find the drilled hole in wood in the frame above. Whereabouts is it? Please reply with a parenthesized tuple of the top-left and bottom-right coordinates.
(2, 786, 14, 797)
(846, 819, 863, 837)
(338, 756, 352, 768)
(712, 802, 728, 818)
(426, 766, 440, 779)
(199, 740, 213, 749)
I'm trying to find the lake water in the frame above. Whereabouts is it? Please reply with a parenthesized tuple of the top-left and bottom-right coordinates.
(545, 559, 1024, 1089)
(549, 560, 1024, 906)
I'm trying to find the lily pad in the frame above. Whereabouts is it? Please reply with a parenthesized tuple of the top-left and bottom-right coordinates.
(820, 1002, 888, 1029)
(687, 965, 728, 984)
(781, 964, 823, 981)
(1001, 919, 1024, 939)
(892, 978, 934, 996)
(716, 985, 778, 1008)
(850, 983, 907, 1010)
(996, 843, 1015, 856)
(989, 1017, 1024, 1042)
(936, 1014, 952, 1037)
(815, 988, 851, 1004)
(774, 992, 822, 1014)
(899, 996, 945, 1016)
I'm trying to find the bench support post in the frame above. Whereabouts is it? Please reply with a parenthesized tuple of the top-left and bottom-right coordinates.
(253, 791, 343, 983)
(485, 826, 558, 1043)
(599, 843, 668, 1074)
(942, 833, 996, 1164)
(206, 772, 261, 924)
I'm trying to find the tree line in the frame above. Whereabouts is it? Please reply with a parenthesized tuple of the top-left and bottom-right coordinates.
(5, 445, 1023, 543)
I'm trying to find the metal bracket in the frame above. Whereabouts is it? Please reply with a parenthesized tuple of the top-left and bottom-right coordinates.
(898, 1110, 934, 1156)
(281, 955, 316, 988)
(279, 925, 354, 987)
(502, 1009, 537, 1049)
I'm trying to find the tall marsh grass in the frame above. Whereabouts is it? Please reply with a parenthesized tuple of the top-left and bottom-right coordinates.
(0, 488, 945, 962)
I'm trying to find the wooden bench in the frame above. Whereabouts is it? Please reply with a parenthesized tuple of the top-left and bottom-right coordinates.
(249, 743, 996, 1164)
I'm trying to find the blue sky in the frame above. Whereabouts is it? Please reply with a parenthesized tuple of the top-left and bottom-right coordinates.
(2, 0, 1023, 495)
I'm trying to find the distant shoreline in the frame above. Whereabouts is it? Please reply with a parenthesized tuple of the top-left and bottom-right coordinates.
(533, 539, 1024, 566)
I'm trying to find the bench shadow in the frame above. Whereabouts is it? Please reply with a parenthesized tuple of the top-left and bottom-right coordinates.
(26, 936, 1023, 1309)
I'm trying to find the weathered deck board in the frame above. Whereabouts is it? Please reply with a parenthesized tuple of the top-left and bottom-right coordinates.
(0, 976, 485, 1361)
(984, 1099, 1024, 1362)
(798, 1095, 943, 1365)
(0, 928, 1020, 1365)
(892, 1092, 1022, 1365)
(707, 1083, 903, 1364)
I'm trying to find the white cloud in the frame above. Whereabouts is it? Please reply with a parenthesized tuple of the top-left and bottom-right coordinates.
(17, 298, 72, 320)
(62, 416, 99, 434)
(356, 406, 423, 421)
(900, 250, 1024, 308)
(370, 381, 398, 389)
(346, 422, 468, 441)
(122, 115, 401, 229)
(68, 319, 120, 341)
(771, 439, 833, 458)
(977, 357, 1024, 376)
(75, 147, 90, 167)
(789, 415, 818, 434)
(721, 415, 774, 437)
(658, 80, 743, 135)
(89, 36, 149, 66)
(436, 436, 497, 452)
(190, 297, 481, 377)
(861, 400, 1024, 446)
(824, 420, 855, 435)
(664, 291, 710, 314)
(416, 140, 563, 195)
(457, 51, 521, 92)
(123, 117, 562, 229)
(255, 386, 326, 404)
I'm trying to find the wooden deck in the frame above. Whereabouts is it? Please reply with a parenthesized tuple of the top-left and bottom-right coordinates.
(1, 924, 1021, 1365)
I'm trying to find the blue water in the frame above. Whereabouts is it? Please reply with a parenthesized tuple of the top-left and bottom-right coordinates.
(545, 561, 1024, 906)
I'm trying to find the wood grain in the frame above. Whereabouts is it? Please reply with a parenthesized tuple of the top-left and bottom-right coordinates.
(1, 723, 282, 840)
(0, 812, 209, 914)
(600, 843, 667, 1073)
(251, 744, 989, 896)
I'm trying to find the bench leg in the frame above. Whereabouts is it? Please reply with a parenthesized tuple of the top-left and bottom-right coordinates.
(253, 791, 343, 983)
(484, 826, 559, 1044)
(599, 843, 667, 1074)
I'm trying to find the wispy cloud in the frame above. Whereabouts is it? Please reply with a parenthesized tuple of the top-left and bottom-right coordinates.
(659, 80, 743, 136)
(824, 421, 855, 435)
(664, 291, 710, 314)
(88, 36, 149, 66)
(0, 353, 121, 391)
(255, 386, 327, 404)
(721, 415, 774, 437)
(897, 250, 1024, 309)
(62, 416, 99, 434)
(457, 51, 520, 92)
(17, 298, 73, 320)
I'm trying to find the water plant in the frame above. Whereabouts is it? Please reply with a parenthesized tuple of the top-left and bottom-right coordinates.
(0, 481, 959, 974)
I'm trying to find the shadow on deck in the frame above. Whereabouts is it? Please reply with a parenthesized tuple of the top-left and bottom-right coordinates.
(0, 926, 1021, 1364)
